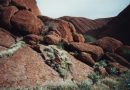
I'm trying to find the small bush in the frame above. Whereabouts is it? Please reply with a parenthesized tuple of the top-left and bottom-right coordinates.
(41, 45, 72, 79)
(88, 72, 102, 84)
(93, 60, 107, 68)
(83, 35, 96, 43)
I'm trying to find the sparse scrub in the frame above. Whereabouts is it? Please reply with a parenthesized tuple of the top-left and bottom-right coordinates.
(0, 41, 25, 58)
(93, 60, 107, 68)
(40, 45, 72, 79)
(88, 72, 102, 84)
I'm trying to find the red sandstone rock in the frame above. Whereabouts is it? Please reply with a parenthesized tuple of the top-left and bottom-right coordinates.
(0, 46, 7, 51)
(0, 46, 62, 88)
(11, 10, 43, 35)
(39, 45, 93, 82)
(11, 0, 40, 16)
(23, 34, 43, 45)
(44, 35, 61, 45)
(0, 28, 15, 47)
(106, 53, 130, 68)
(40, 16, 85, 43)
(115, 46, 130, 61)
(0, 6, 18, 29)
(69, 42, 104, 61)
(45, 20, 74, 42)
(77, 52, 95, 66)
(92, 37, 123, 52)
(60, 16, 111, 34)
(73, 33, 85, 42)
(69, 55, 93, 82)
(95, 5, 130, 45)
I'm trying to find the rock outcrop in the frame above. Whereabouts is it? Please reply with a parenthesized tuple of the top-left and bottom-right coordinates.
(92, 37, 123, 52)
(0, 0, 129, 89)
(11, 10, 43, 35)
(67, 42, 104, 61)
(0, 46, 62, 88)
(60, 16, 111, 34)
(39, 16, 85, 44)
(0, 28, 15, 47)
(11, 0, 41, 16)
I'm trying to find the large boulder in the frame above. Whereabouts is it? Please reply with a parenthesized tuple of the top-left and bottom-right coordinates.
(73, 33, 85, 43)
(43, 19, 74, 42)
(11, 0, 40, 16)
(77, 52, 96, 66)
(68, 42, 104, 61)
(44, 35, 61, 45)
(0, 6, 18, 29)
(23, 34, 43, 48)
(11, 10, 43, 35)
(0, 28, 15, 47)
(92, 37, 123, 52)
(0, 46, 62, 88)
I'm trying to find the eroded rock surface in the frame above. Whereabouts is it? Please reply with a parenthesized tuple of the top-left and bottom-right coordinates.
(0, 46, 62, 88)
(0, 28, 15, 47)
(11, 10, 43, 35)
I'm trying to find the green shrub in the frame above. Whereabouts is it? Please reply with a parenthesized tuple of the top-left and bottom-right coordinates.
(83, 35, 96, 43)
(77, 79, 93, 90)
(40, 45, 72, 79)
(88, 72, 102, 84)
(93, 60, 107, 68)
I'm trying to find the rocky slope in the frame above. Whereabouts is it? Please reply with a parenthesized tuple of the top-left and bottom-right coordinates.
(0, 0, 130, 89)
(60, 5, 130, 45)
(59, 16, 112, 34)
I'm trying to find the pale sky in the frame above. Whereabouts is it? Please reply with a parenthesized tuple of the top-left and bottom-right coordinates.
(37, 0, 130, 19)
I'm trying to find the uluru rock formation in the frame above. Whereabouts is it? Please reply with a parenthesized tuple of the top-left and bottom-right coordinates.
(0, 0, 130, 89)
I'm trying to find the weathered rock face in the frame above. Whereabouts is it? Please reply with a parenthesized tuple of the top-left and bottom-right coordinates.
(68, 42, 104, 61)
(11, 10, 43, 35)
(90, 5, 130, 45)
(23, 34, 43, 48)
(39, 16, 85, 44)
(92, 37, 123, 53)
(105, 53, 130, 68)
(115, 46, 130, 61)
(0, 28, 15, 47)
(11, 0, 41, 16)
(60, 16, 111, 34)
(60, 5, 130, 45)
(0, 46, 62, 88)
(77, 52, 96, 66)
(0, 0, 129, 88)
(0, 0, 40, 16)
(44, 35, 61, 45)
(39, 45, 93, 81)
(0, 6, 18, 29)
(42, 19, 74, 42)
(103, 5, 130, 45)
